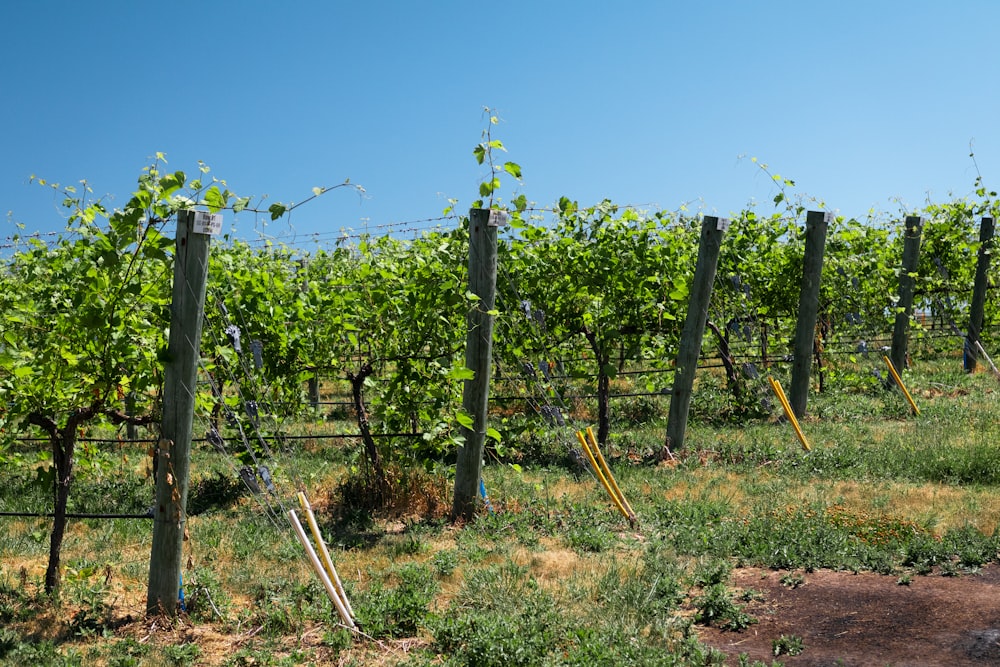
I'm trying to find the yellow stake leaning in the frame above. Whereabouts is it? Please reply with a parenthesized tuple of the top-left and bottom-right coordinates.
(575, 430, 633, 524)
(298, 492, 355, 625)
(585, 427, 637, 524)
(882, 355, 920, 416)
(768, 377, 812, 452)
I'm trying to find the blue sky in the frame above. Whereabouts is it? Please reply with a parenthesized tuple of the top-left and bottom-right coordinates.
(2, 1, 998, 245)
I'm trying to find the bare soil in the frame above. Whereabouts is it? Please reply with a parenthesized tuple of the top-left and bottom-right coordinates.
(696, 564, 1000, 666)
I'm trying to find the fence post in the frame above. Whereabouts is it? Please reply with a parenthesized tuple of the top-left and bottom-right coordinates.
(965, 216, 995, 372)
(890, 215, 924, 375)
(665, 215, 727, 450)
(308, 375, 321, 411)
(147, 210, 214, 616)
(126, 392, 138, 440)
(452, 208, 502, 521)
(789, 211, 831, 418)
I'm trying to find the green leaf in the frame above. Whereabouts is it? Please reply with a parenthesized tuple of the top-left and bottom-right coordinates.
(447, 365, 476, 381)
(486, 427, 502, 443)
(480, 176, 501, 198)
(455, 410, 474, 429)
(268, 203, 288, 220)
(159, 171, 186, 198)
(204, 185, 227, 212)
(503, 162, 522, 179)
(473, 144, 486, 165)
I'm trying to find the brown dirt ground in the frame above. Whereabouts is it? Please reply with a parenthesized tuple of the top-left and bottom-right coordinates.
(696, 564, 1000, 666)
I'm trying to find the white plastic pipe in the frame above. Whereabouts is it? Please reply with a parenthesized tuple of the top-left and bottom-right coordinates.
(297, 492, 355, 619)
(975, 340, 1000, 379)
(288, 510, 356, 629)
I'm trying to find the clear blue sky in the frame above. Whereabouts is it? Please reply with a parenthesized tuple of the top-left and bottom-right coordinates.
(2, 1, 998, 245)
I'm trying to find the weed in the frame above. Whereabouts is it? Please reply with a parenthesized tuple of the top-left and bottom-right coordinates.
(779, 572, 805, 589)
(737, 654, 784, 667)
(321, 627, 353, 652)
(691, 558, 732, 587)
(613, 393, 666, 424)
(432, 548, 459, 577)
(187, 471, 249, 516)
(565, 522, 612, 553)
(939, 559, 961, 577)
(432, 589, 563, 667)
(105, 638, 149, 667)
(0, 638, 83, 666)
(692, 583, 757, 631)
(355, 562, 437, 638)
(455, 561, 532, 612)
(162, 642, 201, 666)
(597, 552, 686, 630)
(64, 563, 112, 638)
(772, 633, 805, 656)
(184, 566, 233, 623)
(0, 628, 20, 660)
(383, 532, 426, 558)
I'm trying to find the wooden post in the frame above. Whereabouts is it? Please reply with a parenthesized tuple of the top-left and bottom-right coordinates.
(126, 392, 138, 440)
(147, 210, 214, 616)
(452, 209, 502, 521)
(789, 211, 830, 418)
(965, 216, 995, 372)
(665, 215, 727, 450)
(890, 216, 924, 375)
(308, 374, 321, 411)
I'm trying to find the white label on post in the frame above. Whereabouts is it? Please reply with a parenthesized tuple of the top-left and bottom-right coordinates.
(716, 217, 730, 232)
(824, 212, 834, 224)
(488, 210, 509, 227)
(193, 211, 223, 236)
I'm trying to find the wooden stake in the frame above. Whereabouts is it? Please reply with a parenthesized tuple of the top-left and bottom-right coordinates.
(147, 210, 212, 616)
(789, 211, 830, 418)
(666, 216, 727, 449)
(453, 209, 502, 521)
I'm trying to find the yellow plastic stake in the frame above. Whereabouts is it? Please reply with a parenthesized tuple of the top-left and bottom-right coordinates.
(575, 431, 631, 522)
(585, 427, 637, 524)
(298, 492, 355, 621)
(768, 377, 812, 451)
(882, 355, 920, 416)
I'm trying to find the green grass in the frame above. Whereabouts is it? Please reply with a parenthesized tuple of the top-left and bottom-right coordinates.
(1, 357, 999, 664)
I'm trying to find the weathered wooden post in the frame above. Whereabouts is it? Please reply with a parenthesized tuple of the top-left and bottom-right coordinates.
(308, 375, 321, 411)
(965, 216, 994, 372)
(890, 216, 924, 375)
(452, 208, 503, 521)
(665, 215, 727, 450)
(147, 209, 218, 616)
(789, 211, 831, 418)
(126, 392, 138, 440)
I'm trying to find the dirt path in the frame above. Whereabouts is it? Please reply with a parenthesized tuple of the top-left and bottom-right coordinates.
(696, 564, 1000, 666)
